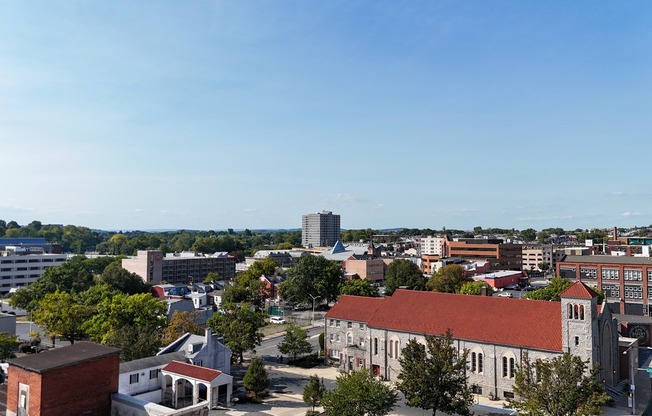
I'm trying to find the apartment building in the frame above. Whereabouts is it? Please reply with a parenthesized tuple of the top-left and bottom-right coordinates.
(343, 257, 385, 282)
(122, 250, 236, 285)
(419, 236, 445, 256)
(301, 211, 341, 248)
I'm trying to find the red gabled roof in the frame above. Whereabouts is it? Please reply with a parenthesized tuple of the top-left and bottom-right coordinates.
(355, 290, 562, 352)
(559, 281, 598, 299)
(162, 361, 222, 382)
(325, 295, 383, 322)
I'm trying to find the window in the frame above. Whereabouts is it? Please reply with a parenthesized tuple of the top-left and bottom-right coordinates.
(478, 353, 483, 373)
(150, 369, 159, 379)
(359, 323, 364, 330)
(625, 285, 643, 299)
(580, 268, 597, 279)
(347, 333, 352, 345)
(329, 319, 334, 327)
(336, 334, 341, 342)
(335, 320, 340, 328)
(330, 349, 339, 358)
(388, 341, 393, 358)
(471, 352, 477, 372)
(601, 268, 619, 280)
(579, 305, 584, 320)
(504, 391, 515, 399)
(374, 338, 378, 355)
(130, 373, 139, 384)
(329, 334, 334, 342)
(624, 270, 642, 281)
(503, 356, 515, 378)
(575, 336, 580, 346)
(602, 284, 620, 298)
(359, 337, 365, 348)
(347, 321, 352, 329)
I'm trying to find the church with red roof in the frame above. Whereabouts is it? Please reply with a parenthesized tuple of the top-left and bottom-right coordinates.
(325, 281, 619, 400)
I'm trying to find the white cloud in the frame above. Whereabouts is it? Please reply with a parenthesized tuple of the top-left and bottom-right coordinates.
(622, 211, 641, 217)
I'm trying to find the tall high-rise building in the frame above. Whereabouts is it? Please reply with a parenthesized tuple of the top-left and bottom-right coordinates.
(302, 211, 341, 247)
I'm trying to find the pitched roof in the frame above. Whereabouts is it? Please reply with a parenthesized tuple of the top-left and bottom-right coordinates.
(120, 351, 187, 373)
(162, 360, 222, 382)
(326, 295, 383, 322)
(336, 290, 562, 352)
(559, 281, 598, 299)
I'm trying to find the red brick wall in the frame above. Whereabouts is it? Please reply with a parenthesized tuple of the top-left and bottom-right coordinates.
(7, 353, 119, 416)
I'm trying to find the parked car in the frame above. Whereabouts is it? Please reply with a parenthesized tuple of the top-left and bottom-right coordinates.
(269, 316, 286, 324)
(504, 284, 520, 290)
(522, 286, 538, 292)
(496, 292, 513, 298)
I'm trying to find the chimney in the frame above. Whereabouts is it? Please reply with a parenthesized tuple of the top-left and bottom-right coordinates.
(613, 227, 618, 241)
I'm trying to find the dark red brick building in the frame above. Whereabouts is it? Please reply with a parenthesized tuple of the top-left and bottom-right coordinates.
(6, 342, 120, 416)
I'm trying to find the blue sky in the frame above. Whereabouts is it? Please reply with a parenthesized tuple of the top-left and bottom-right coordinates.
(1, 1, 651, 231)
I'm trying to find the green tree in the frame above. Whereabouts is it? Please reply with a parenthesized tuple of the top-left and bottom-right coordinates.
(521, 228, 537, 242)
(281, 256, 343, 304)
(458, 281, 492, 296)
(318, 332, 325, 356)
(206, 303, 266, 363)
(32, 290, 91, 345)
(204, 271, 221, 283)
(339, 279, 379, 297)
(303, 374, 326, 414)
(396, 331, 473, 416)
(426, 265, 472, 293)
(278, 323, 313, 361)
(243, 357, 269, 401)
(223, 259, 277, 307)
(10, 259, 95, 311)
(507, 353, 610, 416)
(322, 369, 398, 416)
(384, 259, 425, 296)
(524, 277, 572, 301)
(538, 262, 550, 271)
(99, 262, 149, 295)
(161, 310, 202, 346)
(108, 324, 162, 361)
(83, 293, 168, 345)
(0, 332, 19, 359)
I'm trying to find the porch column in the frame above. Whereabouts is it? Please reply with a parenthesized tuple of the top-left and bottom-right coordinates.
(193, 380, 200, 405)
(172, 377, 178, 408)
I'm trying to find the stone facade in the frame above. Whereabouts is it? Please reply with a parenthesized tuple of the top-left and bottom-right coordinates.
(325, 283, 619, 400)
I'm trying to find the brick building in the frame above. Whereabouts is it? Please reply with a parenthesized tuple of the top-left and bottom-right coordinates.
(6, 342, 120, 416)
(557, 255, 652, 316)
(443, 238, 522, 271)
(325, 283, 620, 399)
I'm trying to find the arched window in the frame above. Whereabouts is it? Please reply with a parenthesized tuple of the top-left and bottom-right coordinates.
(347, 333, 353, 346)
(471, 352, 477, 372)
(568, 303, 573, 319)
(579, 304, 585, 320)
(388, 340, 393, 358)
(574, 304, 579, 320)
(502, 353, 516, 378)
(478, 352, 484, 373)
(394, 340, 400, 358)
(374, 338, 378, 355)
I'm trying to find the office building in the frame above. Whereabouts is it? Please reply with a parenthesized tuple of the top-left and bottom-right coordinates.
(301, 211, 341, 248)
(0, 243, 67, 294)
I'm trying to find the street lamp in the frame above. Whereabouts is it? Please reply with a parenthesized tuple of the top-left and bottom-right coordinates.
(309, 294, 320, 326)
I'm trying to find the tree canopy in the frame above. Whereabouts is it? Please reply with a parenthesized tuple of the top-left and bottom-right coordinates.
(524, 278, 572, 301)
(206, 302, 266, 363)
(426, 264, 472, 294)
(339, 279, 379, 297)
(278, 323, 312, 361)
(303, 374, 326, 414)
(458, 281, 492, 296)
(384, 259, 425, 296)
(243, 357, 269, 400)
(507, 353, 610, 416)
(32, 290, 91, 345)
(322, 369, 398, 416)
(281, 255, 342, 304)
(397, 331, 473, 416)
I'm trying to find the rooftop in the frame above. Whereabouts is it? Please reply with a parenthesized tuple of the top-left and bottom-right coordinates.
(8, 342, 119, 374)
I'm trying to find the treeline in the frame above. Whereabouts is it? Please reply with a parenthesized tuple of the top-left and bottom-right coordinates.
(0, 220, 300, 258)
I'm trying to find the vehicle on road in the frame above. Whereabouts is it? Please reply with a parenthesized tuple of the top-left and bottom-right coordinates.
(504, 284, 520, 290)
(496, 292, 513, 298)
(269, 316, 286, 324)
